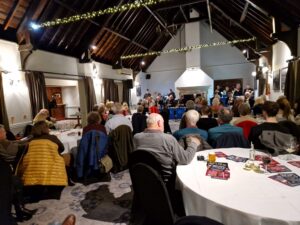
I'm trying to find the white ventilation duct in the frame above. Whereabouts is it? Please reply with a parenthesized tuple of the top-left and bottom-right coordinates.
(175, 13, 213, 100)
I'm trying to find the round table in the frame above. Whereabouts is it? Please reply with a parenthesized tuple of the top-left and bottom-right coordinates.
(50, 129, 82, 154)
(176, 148, 300, 225)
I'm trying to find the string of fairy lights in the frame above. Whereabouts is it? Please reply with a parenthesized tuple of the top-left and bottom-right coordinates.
(121, 37, 256, 59)
(38, 0, 169, 28)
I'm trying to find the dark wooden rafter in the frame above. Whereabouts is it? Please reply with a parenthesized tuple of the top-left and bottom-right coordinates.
(119, 16, 152, 57)
(16, 0, 48, 44)
(145, 5, 175, 38)
(3, 0, 22, 30)
(247, 0, 298, 28)
(103, 27, 148, 51)
(240, 1, 249, 23)
(210, 2, 272, 47)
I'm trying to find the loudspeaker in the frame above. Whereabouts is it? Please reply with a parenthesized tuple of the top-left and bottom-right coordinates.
(79, 50, 92, 63)
(126, 79, 133, 89)
(145, 74, 151, 79)
(112, 60, 122, 69)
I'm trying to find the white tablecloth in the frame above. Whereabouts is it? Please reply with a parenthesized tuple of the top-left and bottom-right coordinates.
(176, 148, 300, 225)
(51, 129, 82, 154)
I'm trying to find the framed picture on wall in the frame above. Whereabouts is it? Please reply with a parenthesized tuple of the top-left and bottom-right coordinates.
(273, 70, 280, 91)
(280, 67, 288, 91)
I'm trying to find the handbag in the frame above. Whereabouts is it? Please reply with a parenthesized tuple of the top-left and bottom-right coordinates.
(98, 154, 113, 173)
(95, 135, 113, 173)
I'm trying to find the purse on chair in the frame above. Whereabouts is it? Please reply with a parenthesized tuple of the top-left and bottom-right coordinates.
(95, 135, 113, 173)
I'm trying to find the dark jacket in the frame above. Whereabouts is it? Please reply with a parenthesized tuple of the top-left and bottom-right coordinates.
(215, 132, 250, 148)
(131, 113, 147, 135)
(109, 125, 134, 172)
(197, 117, 218, 131)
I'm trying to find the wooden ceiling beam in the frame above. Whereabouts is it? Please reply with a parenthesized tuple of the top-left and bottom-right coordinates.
(103, 27, 148, 51)
(145, 5, 175, 39)
(3, 0, 22, 30)
(247, 0, 296, 28)
(119, 16, 152, 57)
(155, 0, 207, 12)
(240, 1, 249, 23)
(16, 0, 48, 44)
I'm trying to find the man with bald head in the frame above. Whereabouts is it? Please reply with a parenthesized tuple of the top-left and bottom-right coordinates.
(133, 113, 200, 172)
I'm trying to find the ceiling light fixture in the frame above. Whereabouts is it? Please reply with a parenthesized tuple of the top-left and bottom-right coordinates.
(30, 22, 41, 30)
(141, 61, 145, 66)
(242, 49, 247, 54)
(91, 45, 97, 50)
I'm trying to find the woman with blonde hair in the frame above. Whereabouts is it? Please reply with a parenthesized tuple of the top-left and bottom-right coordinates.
(276, 97, 295, 122)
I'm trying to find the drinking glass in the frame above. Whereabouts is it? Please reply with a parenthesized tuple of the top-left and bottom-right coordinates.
(261, 152, 272, 173)
(285, 137, 298, 160)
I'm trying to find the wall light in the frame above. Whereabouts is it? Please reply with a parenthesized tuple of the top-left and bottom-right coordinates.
(251, 71, 257, 77)
(262, 66, 269, 73)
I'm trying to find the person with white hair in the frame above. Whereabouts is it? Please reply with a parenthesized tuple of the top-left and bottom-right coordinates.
(33, 109, 55, 128)
(134, 113, 200, 174)
(105, 102, 133, 134)
(173, 110, 208, 141)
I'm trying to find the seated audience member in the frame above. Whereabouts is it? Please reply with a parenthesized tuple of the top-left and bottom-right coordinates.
(19, 121, 67, 202)
(233, 103, 258, 139)
(122, 102, 131, 116)
(105, 103, 133, 134)
(276, 97, 295, 122)
(0, 124, 21, 164)
(252, 96, 264, 117)
(33, 109, 55, 128)
(233, 103, 257, 126)
(83, 112, 106, 135)
(197, 106, 218, 131)
(132, 105, 147, 135)
(92, 104, 99, 111)
(173, 110, 208, 141)
(179, 100, 195, 129)
(98, 103, 108, 125)
(211, 97, 222, 117)
(134, 113, 200, 176)
(160, 104, 172, 133)
(166, 94, 176, 107)
(232, 97, 244, 117)
(248, 101, 291, 153)
(208, 109, 243, 145)
(149, 102, 159, 114)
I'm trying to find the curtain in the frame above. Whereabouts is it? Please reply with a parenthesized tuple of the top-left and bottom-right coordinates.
(25, 71, 48, 119)
(103, 79, 119, 103)
(285, 59, 300, 107)
(84, 76, 97, 112)
(0, 72, 10, 130)
(122, 80, 130, 104)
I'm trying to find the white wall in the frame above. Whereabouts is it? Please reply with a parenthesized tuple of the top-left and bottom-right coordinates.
(145, 28, 186, 96)
(269, 41, 292, 101)
(0, 40, 32, 133)
(200, 22, 255, 88)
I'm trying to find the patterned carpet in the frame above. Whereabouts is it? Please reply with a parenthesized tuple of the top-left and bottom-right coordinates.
(20, 170, 132, 225)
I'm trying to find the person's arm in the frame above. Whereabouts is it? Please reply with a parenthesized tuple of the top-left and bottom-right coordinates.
(49, 135, 65, 153)
(170, 136, 198, 165)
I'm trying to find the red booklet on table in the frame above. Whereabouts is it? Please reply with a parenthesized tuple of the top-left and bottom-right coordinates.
(288, 161, 300, 168)
(267, 165, 291, 173)
(206, 162, 230, 180)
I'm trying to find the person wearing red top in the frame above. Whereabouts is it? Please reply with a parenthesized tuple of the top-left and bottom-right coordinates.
(83, 112, 107, 135)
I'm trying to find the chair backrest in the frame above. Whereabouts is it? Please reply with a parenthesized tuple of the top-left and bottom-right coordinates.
(130, 163, 175, 225)
(129, 149, 173, 184)
(236, 120, 258, 139)
(215, 132, 250, 148)
(174, 216, 224, 225)
(279, 120, 300, 142)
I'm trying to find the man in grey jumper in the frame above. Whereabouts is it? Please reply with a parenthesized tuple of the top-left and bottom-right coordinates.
(133, 113, 200, 174)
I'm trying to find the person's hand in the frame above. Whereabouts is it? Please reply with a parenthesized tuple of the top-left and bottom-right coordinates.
(188, 136, 201, 146)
